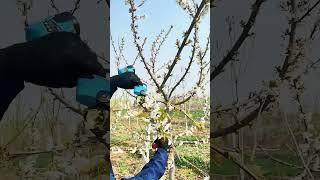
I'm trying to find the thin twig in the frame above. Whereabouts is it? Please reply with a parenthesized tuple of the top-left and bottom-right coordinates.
(212, 94, 274, 138)
(71, 0, 81, 15)
(258, 145, 302, 169)
(283, 112, 314, 180)
(47, 88, 85, 116)
(137, 0, 148, 7)
(50, 0, 59, 13)
(4, 99, 42, 147)
(175, 150, 209, 177)
(211, 146, 259, 180)
(295, 0, 320, 23)
(150, 26, 173, 73)
(133, 38, 147, 66)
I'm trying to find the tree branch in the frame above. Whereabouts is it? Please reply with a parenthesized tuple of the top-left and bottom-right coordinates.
(210, 0, 266, 82)
(258, 145, 302, 168)
(70, 0, 81, 15)
(278, 0, 297, 80)
(150, 26, 173, 74)
(50, 0, 59, 13)
(47, 88, 85, 116)
(174, 37, 210, 105)
(295, 0, 320, 24)
(169, 25, 199, 99)
(160, 0, 209, 89)
(212, 94, 274, 138)
(211, 146, 259, 179)
(127, 0, 168, 101)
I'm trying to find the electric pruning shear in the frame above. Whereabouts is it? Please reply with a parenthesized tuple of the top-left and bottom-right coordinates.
(118, 65, 148, 96)
(24, 12, 147, 108)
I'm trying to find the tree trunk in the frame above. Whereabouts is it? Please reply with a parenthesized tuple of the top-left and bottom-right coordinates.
(239, 127, 245, 180)
(250, 121, 257, 162)
(169, 152, 175, 180)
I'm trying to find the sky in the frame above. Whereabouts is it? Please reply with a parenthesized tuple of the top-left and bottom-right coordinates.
(110, 0, 210, 96)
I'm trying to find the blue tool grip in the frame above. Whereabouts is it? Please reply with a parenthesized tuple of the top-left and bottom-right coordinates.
(134, 84, 147, 96)
(25, 12, 78, 42)
(118, 65, 135, 74)
(76, 75, 110, 107)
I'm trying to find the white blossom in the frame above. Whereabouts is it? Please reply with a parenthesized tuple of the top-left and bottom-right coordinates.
(164, 123, 171, 131)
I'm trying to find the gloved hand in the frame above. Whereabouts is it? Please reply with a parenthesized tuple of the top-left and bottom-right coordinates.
(152, 137, 171, 151)
(1, 31, 106, 88)
(110, 72, 143, 97)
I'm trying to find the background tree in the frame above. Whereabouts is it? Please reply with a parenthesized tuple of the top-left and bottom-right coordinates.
(211, 0, 320, 179)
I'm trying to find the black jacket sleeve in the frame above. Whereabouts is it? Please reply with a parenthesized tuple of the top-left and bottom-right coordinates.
(3, 32, 106, 88)
(0, 79, 24, 121)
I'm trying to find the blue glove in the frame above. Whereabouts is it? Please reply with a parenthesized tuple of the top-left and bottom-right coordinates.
(110, 72, 143, 97)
